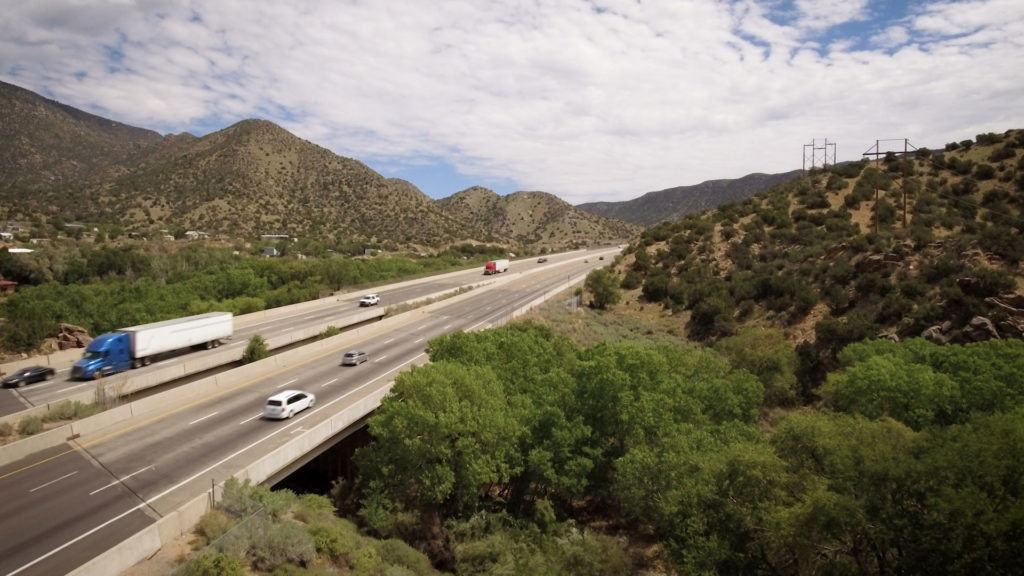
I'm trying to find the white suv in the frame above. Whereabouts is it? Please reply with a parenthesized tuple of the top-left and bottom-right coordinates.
(264, 390, 315, 419)
(359, 294, 380, 306)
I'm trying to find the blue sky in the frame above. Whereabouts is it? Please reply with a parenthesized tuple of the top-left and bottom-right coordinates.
(2, 0, 1022, 203)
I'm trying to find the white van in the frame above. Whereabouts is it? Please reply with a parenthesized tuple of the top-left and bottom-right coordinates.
(264, 389, 315, 419)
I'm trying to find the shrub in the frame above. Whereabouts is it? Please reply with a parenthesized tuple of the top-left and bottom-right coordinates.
(374, 538, 436, 573)
(193, 509, 235, 547)
(247, 520, 316, 572)
(309, 521, 358, 558)
(43, 400, 98, 422)
(241, 335, 270, 364)
(181, 550, 245, 576)
(18, 415, 43, 436)
(989, 145, 1016, 162)
(0, 422, 13, 437)
(319, 325, 340, 339)
(974, 163, 997, 180)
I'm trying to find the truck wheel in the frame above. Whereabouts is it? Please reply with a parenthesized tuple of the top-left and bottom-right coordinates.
(92, 370, 102, 380)
(133, 359, 142, 369)
(143, 357, 152, 366)
(45, 372, 54, 380)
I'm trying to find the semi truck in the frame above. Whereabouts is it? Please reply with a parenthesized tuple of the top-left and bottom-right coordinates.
(484, 259, 510, 275)
(71, 312, 233, 380)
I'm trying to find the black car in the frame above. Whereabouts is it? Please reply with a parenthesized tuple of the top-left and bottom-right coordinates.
(2, 365, 56, 388)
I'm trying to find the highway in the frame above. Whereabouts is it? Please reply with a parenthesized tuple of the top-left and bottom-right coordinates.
(0, 251, 591, 418)
(0, 248, 619, 576)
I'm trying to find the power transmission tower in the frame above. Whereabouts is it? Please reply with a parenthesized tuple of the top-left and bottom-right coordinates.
(802, 138, 837, 175)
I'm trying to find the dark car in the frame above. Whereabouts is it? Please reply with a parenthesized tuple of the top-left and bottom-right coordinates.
(2, 365, 56, 388)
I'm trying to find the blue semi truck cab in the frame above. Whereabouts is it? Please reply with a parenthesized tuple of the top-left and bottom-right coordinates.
(71, 333, 133, 380)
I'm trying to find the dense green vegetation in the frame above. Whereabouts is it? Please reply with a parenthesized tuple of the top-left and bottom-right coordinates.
(0, 243, 506, 352)
(334, 323, 1024, 576)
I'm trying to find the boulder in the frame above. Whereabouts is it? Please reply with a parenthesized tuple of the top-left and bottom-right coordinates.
(921, 325, 948, 344)
(56, 323, 92, 349)
(964, 316, 1000, 342)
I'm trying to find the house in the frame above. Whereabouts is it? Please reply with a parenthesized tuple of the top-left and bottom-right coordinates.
(0, 278, 17, 295)
(261, 247, 280, 258)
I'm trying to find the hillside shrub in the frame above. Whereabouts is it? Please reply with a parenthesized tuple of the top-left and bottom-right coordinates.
(0, 422, 13, 437)
(973, 163, 997, 180)
(989, 145, 1016, 162)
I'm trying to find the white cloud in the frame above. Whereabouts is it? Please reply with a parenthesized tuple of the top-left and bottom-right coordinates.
(1, 0, 1023, 204)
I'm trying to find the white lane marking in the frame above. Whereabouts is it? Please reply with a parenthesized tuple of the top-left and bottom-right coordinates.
(276, 378, 298, 389)
(444, 324, 452, 330)
(29, 471, 78, 493)
(414, 338, 424, 343)
(228, 341, 245, 346)
(89, 466, 154, 496)
(383, 338, 395, 344)
(374, 355, 388, 362)
(188, 412, 219, 426)
(9, 351, 433, 576)
(321, 378, 338, 388)
(239, 413, 263, 425)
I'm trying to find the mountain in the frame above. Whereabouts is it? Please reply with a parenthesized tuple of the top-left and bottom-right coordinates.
(0, 80, 164, 190)
(577, 170, 804, 226)
(0, 80, 633, 250)
(436, 186, 640, 250)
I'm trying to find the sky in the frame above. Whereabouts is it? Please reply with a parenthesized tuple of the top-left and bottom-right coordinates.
(1, 1, 1022, 204)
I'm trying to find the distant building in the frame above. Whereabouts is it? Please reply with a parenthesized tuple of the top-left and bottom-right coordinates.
(0, 232, 12, 241)
(261, 247, 281, 258)
(0, 278, 16, 294)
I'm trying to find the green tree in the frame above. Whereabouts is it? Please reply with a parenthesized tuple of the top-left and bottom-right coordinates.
(715, 327, 798, 407)
(355, 362, 523, 521)
(584, 267, 620, 309)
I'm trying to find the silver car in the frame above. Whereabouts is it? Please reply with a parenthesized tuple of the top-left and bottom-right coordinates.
(341, 350, 368, 366)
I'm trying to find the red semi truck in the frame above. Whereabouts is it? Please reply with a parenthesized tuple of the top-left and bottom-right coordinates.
(484, 259, 510, 275)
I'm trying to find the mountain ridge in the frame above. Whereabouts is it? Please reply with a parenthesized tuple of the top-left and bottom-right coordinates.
(0, 80, 635, 250)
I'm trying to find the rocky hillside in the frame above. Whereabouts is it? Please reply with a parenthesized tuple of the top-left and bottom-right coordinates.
(437, 186, 640, 250)
(0, 81, 635, 251)
(611, 129, 1024, 377)
(577, 170, 804, 226)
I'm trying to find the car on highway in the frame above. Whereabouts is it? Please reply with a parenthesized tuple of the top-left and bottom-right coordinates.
(2, 365, 56, 388)
(359, 294, 380, 306)
(537, 257, 548, 263)
(341, 349, 369, 366)
(264, 390, 315, 419)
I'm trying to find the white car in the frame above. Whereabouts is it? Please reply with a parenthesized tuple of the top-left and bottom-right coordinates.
(359, 294, 380, 306)
(264, 390, 315, 419)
